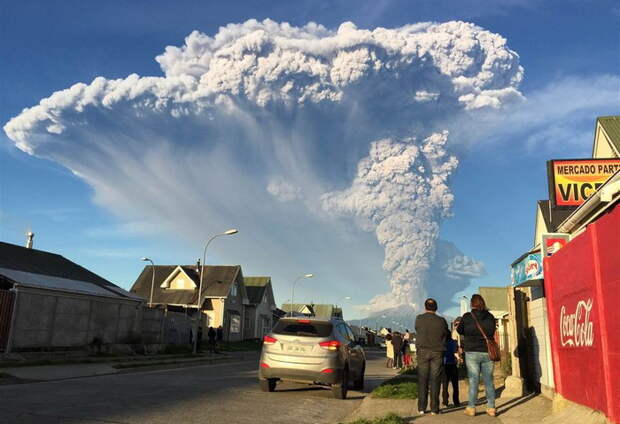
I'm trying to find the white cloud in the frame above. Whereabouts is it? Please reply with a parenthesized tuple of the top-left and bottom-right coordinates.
(267, 177, 304, 202)
(444, 254, 486, 279)
(3, 19, 524, 314)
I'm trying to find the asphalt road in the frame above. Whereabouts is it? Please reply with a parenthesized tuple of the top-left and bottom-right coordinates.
(0, 350, 396, 424)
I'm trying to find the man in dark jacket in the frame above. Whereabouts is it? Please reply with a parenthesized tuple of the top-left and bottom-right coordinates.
(391, 332, 403, 369)
(207, 327, 217, 354)
(415, 298, 449, 416)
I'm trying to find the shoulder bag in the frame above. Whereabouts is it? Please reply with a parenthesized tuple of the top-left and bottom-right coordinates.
(471, 312, 501, 362)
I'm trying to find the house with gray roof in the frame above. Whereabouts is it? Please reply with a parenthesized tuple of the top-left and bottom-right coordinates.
(0, 241, 142, 352)
(130, 264, 250, 341)
(243, 277, 276, 339)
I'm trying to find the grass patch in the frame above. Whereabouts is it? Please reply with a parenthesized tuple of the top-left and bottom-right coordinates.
(372, 377, 418, 399)
(341, 413, 407, 424)
(397, 367, 417, 376)
(218, 339, 262, 352)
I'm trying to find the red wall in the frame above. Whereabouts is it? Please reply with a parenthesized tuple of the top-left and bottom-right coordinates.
(544, 203, 620, 423)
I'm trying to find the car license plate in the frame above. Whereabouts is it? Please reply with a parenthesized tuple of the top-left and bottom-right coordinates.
(287, 345, 306, 353)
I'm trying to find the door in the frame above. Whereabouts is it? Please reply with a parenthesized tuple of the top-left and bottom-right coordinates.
(338, 323, 364, 377)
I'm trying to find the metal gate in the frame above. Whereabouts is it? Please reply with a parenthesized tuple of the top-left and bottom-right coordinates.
(0, 289, 16, 351)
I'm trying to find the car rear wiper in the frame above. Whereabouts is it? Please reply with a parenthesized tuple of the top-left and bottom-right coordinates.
(296, 331, 317, 336)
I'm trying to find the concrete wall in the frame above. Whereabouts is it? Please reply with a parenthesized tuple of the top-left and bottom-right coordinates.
(11, 287, 142, 349)
(161, 310, 192, 345)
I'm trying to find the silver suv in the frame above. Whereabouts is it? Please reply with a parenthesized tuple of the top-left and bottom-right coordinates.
(258, 317, 366, 399)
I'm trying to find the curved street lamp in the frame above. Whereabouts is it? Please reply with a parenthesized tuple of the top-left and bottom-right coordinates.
(194, 229, 239, 355)
(141, 257, 155, 307)
(289, 273, 313, 317)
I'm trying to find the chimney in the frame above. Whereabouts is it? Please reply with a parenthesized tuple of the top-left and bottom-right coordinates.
(196, 259, 201, 272)
(25, 232, 34, 249)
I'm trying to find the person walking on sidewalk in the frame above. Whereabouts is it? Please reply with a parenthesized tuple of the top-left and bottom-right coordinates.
(415, 298, 449, 416)
(402, 337, 412, 368)
(457, 294, 497, 417)
(391, 331, 403, 369)
(385, 332, 394, 368)
(207, 326, 217, 354)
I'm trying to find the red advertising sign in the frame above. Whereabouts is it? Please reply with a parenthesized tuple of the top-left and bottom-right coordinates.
(541, 233, 570, 257)
(544, 204, 620, 423)
(547, 158, 620, 207)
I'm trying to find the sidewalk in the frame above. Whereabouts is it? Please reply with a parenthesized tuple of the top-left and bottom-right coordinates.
(0, 351, 254, 383)
(344, 370, 553, 423)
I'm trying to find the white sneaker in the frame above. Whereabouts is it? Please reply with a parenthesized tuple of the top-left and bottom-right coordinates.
(418, 411, 425, 415)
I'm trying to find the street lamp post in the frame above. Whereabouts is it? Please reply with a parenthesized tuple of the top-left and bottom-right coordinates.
(193, 229, 238, 355)
(141, 257, 155, 307)
(290, 274, 313, 317)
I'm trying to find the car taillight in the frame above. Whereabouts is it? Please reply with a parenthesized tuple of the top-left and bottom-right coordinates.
(320, 368, 334, 374)
(260, 362, 270, 368)
(297, 319, 311, 324)
(319, 340, 341, 351)
(263, 335, 277, 344)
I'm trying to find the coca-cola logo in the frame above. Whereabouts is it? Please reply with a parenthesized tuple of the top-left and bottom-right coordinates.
(560, 299, 594, 347)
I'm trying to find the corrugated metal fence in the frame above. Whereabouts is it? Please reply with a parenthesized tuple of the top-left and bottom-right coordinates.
(0, 289, 16, 351)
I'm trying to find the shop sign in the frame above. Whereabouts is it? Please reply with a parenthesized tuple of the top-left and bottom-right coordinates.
(511, 252, 543, 285)
(542, 233, 570, 257)
(560, 298, 594, 347)
(547, 158, 620, 207)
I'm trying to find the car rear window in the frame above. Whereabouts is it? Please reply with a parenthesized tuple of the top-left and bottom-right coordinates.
(273, 320, 333, 337)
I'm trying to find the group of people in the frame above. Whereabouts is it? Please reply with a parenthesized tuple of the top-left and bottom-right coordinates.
(193, 325, 224, 353)
(384, 329, 414, 369)
(385, 294, 497, 417)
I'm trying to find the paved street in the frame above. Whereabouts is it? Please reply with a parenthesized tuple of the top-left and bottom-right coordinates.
(0, 350, 395, 424)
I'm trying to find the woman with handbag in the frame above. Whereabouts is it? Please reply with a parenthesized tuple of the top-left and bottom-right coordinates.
(456, 294, 498, 417)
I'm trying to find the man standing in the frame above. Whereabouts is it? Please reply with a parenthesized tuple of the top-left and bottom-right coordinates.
(415, 298, 449, 415)
(391, 331, 403, 369)
(207, 327, 217, 354)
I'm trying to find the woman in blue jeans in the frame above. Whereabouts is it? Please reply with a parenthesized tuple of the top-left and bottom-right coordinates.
(456, 294, 497, 417)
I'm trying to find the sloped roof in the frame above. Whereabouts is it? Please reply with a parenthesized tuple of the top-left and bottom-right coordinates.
(537, 200, 575, 232)
(0, 241, 136, 299)
(598, 116, 620, 152)
(281, 303, 315, 315)
(244, 276, 271, 305)
(130, 265, 242, 306)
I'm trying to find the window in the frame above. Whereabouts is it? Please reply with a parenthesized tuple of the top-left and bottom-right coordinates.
(230, 314, 241, 333)
(261, 317, 271, 337)
(337, 324, 354, 342)
(273, 320, 333, 337)
(230, 282, 238, 296)
(263, 293, 268, 304)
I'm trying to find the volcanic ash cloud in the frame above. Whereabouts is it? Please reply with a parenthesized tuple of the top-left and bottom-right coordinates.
(3, 19, 523, 313)
(321, 132, 458, 313)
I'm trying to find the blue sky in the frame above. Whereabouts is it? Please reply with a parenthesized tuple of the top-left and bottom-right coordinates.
(1, 0, 619, 320)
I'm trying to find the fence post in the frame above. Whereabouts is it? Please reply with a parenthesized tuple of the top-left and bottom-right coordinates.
(5, 285, 20, 354)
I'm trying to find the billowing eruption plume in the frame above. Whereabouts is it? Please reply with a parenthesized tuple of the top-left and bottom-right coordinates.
(322, 132, 458, 312)
(4, 19, 523, 313)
